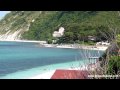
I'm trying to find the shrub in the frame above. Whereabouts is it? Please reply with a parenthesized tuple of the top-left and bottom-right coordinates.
(107, 55, 120, 75)
(47, 39, 53, 44)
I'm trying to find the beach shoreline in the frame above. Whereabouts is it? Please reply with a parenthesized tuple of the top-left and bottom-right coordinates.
(40, 43, 109, 51)
(0, 39, 109, 51)
(0, 39, 47, 43)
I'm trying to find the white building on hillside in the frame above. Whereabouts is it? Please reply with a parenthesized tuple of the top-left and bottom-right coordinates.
(53, 27, 65, 37)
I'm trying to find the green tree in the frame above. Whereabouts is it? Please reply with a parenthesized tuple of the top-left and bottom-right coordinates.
(47, 39, 53, 44)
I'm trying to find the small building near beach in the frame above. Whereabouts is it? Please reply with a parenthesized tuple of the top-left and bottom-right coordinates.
(53, 27, 65, 38)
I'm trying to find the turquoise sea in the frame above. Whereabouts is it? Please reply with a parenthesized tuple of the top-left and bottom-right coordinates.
(0, 41, 104, 79)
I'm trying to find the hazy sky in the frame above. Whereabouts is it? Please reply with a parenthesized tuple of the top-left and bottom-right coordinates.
(0, 11, 10, 20)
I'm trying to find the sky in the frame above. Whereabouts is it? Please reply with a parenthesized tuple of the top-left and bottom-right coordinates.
(0, 11, 10, 20)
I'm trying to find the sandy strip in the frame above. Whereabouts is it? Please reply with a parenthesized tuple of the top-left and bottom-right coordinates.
(42, 44, 108, 51)
(57, 46, 108, 51)
(0, 40, 47, 44)
(27, 70, 56, 79)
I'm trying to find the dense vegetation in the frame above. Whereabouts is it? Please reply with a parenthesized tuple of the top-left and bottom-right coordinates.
(98, 33, 120, 76)
(107, 55, 120, 75)
(21, 11, 120, 44)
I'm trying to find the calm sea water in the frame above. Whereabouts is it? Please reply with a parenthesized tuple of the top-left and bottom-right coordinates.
(0, 41, 104, 79)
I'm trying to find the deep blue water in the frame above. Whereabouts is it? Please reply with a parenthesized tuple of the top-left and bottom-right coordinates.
(0, 41, 104, 78)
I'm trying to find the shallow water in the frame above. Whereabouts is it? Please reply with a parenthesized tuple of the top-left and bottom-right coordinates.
(0, 41, 104, 79)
